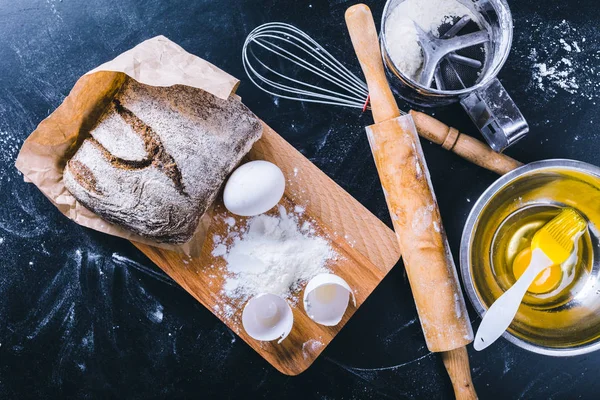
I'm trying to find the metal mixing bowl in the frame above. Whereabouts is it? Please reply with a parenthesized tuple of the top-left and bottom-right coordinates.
(460, 159, 600, 356)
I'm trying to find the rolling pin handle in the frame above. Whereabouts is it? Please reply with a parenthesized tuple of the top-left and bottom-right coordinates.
(409, 110, 522, 175)
(442, 347, 478, 400)
(345, 4, 401, 123)
(442, 127, 460, 151)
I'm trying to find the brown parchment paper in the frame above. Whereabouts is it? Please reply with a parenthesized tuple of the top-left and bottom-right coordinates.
(15, 35, 242, 256)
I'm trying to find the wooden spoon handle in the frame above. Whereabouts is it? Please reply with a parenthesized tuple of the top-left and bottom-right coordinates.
(442, 347, 478, 400)
(410, 110, 523, 175)
(345, 4, 400, 123)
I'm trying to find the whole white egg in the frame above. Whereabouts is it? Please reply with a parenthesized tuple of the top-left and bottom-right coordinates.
(223, 160, 285, 217)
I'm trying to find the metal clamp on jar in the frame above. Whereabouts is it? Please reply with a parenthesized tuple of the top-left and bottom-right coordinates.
(380, 0, 528, 152)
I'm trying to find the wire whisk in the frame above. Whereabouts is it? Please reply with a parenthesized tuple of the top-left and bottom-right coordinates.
(241, 22, 523, 175)
(242, 22, 370, 109)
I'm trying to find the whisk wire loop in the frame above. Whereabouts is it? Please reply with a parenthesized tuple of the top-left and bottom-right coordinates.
(242, 22, 369, 109)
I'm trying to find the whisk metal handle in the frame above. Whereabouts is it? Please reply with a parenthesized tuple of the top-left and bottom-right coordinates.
(345, 4, 400, 124)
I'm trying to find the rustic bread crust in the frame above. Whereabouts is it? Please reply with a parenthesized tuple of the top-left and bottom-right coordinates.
(63, 78, 262, 243)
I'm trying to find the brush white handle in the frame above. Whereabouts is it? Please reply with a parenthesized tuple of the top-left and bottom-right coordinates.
(474, 248, 553, 351)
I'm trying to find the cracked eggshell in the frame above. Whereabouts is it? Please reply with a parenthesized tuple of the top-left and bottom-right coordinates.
(242, 293, 293, 344)
(303, 273, 356, 326)
(223, 160, 285, 217)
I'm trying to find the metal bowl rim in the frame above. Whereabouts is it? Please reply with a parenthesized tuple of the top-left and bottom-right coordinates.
(460, 159, 600, 356)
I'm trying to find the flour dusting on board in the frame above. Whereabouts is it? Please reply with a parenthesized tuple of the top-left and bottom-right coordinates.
(210, 205, 336, 323)
(302, 339, 324, 360)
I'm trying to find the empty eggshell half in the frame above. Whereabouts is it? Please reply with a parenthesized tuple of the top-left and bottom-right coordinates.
(242, 293, 294, 344)
(223, 160, 286, 217)
(303, 273, 356, 326)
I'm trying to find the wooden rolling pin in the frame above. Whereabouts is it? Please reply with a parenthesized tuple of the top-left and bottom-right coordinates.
(410, 110, 522, 175)
(345, 5, 477, 399)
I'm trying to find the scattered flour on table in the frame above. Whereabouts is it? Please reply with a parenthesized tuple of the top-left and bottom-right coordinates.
(211, 206, 335, 306)
(148, 304, 164, 324)
(520, 19, 600, 100)
(530, 48, 579, 94)
(0, 130, 21, 182)
(384, 0, 478, 79)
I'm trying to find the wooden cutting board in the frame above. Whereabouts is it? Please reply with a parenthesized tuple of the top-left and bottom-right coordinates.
(133, 122, 401, 375)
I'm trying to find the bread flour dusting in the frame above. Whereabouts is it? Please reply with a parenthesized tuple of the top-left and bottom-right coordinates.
(212, 205, 334, 302)
(384, 0, 477, 80)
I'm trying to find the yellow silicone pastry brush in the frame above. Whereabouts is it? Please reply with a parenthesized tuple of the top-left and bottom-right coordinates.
(474, 208, 588, 351)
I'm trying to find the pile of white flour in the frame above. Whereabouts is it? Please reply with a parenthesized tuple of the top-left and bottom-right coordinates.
(384, 0, 476, 80)
(211, 205, 334, 303)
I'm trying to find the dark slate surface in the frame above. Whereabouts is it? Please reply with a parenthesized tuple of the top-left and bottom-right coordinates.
(1, 0, 599, 399)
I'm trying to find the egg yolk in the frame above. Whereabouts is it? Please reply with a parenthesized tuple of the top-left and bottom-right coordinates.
(512, 247, 563, 294)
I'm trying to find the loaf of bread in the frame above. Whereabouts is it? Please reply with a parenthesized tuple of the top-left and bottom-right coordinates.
(63, 78, 262, 243)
